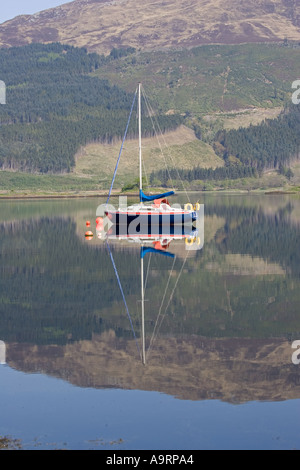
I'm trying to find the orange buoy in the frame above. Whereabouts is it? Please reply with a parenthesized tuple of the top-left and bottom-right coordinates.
(86, 220, 91, 227)
(85, 230, 93, 240)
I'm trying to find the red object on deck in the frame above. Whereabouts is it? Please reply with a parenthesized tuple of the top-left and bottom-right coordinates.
(152, 198, 170, 208)
(153, 240, 170, 250)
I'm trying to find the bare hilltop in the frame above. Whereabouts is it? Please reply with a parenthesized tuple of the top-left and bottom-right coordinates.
(0, 0, 300, 54)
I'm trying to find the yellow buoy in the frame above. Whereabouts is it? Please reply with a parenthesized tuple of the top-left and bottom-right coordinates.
(184, 203, 194, 211)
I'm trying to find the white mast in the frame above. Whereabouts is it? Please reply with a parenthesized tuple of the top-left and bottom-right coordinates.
(138, 83, 143, 196)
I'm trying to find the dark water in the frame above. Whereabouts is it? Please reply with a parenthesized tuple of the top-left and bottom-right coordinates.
(0, 193, 299, 450)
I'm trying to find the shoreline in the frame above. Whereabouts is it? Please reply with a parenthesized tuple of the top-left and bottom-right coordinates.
(0, 192, 137, 200)
(0, 189, 298, 200)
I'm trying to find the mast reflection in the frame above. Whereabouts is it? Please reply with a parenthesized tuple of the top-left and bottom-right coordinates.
(102, 221, 202, 365)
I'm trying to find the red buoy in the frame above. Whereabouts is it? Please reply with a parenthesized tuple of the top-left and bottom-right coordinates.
(85, 231, 93, 240)
(86, 220, 91, 227)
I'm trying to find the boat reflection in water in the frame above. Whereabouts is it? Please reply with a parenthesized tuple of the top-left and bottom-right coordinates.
(96, 218, 203, 365)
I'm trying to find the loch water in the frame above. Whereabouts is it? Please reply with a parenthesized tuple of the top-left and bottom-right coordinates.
(0, 193, 299, 450)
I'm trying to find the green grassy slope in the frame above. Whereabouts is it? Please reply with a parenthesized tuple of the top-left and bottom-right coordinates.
(94, 43, 300, 115)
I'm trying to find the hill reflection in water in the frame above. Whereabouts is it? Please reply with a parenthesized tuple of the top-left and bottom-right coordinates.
(0, 194, 299, 404)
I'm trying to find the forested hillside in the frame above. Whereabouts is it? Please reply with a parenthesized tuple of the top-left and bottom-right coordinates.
(1, 41, 300, 187)
(0, 43, 182, 173)
(214, 103, 300, 172)
(150, 104, 300, 186)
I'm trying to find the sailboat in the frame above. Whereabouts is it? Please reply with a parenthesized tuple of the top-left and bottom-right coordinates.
(105, 83, 198, 226)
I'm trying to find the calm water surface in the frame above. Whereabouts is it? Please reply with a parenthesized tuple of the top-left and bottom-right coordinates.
(0, 193, 299, 450)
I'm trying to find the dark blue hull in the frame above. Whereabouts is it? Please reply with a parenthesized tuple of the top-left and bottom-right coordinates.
(106, 211, 198, 226)
(107, 222, 198, 238)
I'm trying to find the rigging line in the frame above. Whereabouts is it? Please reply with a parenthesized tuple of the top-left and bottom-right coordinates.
(146, 254, 177, 360)
(142, 88, 175, 194)
(142, 87, 177, 189)
(144, 91, 190, 201)
(144, 92, 190, 202)
(106, 240, 142, 360)
(144, 251, 152, 294)
(138, 250, 152, 346)
(141, 87, 176, 195)
(146, 250, 189, 361)
(142, 158, 150, 191)
(136, 88, 150, 191)
(159, 252, 188, 326)
(106, 88, 138, 206)
(142, 88, 191, 203)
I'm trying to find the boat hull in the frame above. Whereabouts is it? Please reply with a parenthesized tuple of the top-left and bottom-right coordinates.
(105, 211, 198, 226)
(106, 223, 198, 239)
